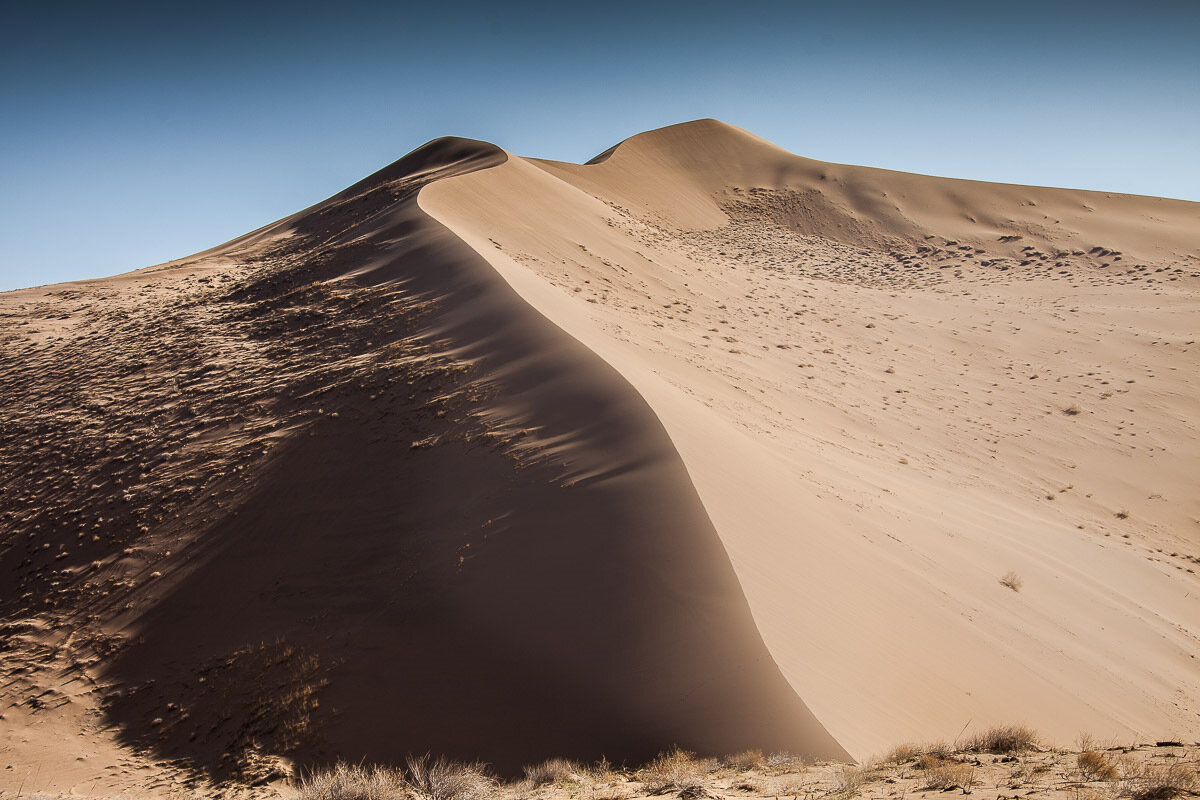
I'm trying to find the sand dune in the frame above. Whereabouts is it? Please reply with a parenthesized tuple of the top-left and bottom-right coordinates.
(0, 132, 842, 795)
(0, 120, 1197, 795)
(420, 120, 1200, 757)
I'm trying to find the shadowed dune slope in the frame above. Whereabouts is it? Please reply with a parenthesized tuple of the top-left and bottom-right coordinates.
(420, 119, 1200, 758)
(0, 135, 845, 793)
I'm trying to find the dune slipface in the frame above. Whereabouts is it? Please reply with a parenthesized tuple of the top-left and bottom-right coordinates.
(0, 133, 845, 792)
(2, 120, 1198, 795)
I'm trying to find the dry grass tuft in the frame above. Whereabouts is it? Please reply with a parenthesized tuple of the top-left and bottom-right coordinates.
(639, 749, 714, 797)
(884, 741, 953, 763)
(1007, 761, 1048, 788)
(580, 757, 622, 786)
(1124, 763, 1198, 800)
(723, 749, 766, 771)
(733, 777, 764, 793)
(765, 752, 808, 772)
(885, 743, 921, 763)
(963, 725, 1039, 753)
(999, 572, 1023, 592)
(406, 753, 495, 800)
(524, 758, 581, 786)
(1078, 750, 1120, 781)
(832, 765, 869, 796)
(296, 762, 406, 800)
(917, 756, 976, 790)
(590, 786, 632, 800)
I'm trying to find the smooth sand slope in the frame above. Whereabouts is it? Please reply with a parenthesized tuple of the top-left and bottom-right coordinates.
(420, 120, 1200, 758)
(0, 135, 843, 796)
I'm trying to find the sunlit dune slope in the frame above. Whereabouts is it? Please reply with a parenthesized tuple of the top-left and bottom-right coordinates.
(420, 119, 1200, 758)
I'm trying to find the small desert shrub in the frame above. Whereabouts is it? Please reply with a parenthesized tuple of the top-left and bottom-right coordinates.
(1000, 572, 1023, 592)
(1063, 405, 1082, 416)
(780, 778, 813, 795)
(832, 765, 868, 795)
(734, 777, 764, 792)
(591, 786, 632, 800)
(765, 751, 807, 772)
(639, 748, 712, 796)
(581, 757, 621, 785)
(524, 758, 580, 786)
(1008, 761, 1045, 788)
(723, 749, 765, 771)
(406, 754, 495, 800)
(963, 725, 1039, 753)
(885, 741, 952, 763)
(1078, 751, 1120, 781)
(918, 757, 976, 790)
(297, 762, 406, 800)
(1124, 763, 1198, 800)
(885, 743, 920, 763)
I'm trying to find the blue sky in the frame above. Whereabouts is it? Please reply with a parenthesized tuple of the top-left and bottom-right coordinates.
(2, 0, 1197, 292)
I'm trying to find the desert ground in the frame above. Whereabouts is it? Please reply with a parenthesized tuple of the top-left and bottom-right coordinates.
(1, 120, 1197, 797)
(295, 732, 1200, 800)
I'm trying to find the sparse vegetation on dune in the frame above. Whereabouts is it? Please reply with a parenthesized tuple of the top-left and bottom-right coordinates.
(1000, 571, 1023, 592)
(722, 748, 766, 771)
(963, 724, 1040, 753)
(296, 762, 407, 800)
(883, 742, 921, 764)
(1078, 749, 1120, 781)
(831, 764, 870, 795)
(290, 732, 1200, 800)
(523, 757, 581, 786)
(884, 740, 954, 763)
(295, 756, 496, 800)
(916, 754, 977, 791)
(638, 748, 716, 797)
(1123, 760, 1199, 800)
(406, 754, 496, 800)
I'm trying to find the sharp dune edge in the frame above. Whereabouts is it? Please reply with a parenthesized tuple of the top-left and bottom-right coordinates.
(0, 120, 1197, 795)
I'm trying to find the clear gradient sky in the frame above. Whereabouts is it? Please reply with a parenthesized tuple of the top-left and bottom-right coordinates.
(2, 0, 1197, 292)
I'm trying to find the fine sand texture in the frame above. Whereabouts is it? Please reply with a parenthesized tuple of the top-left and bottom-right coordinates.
(1, 120, 1197, 796)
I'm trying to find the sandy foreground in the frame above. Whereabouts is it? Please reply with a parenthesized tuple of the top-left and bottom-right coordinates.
(292, 736, 1200, 800)
(0, 120, 1197, 796)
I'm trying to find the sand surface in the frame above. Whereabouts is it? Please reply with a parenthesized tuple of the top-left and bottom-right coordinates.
(1, 120, 1197, 796)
